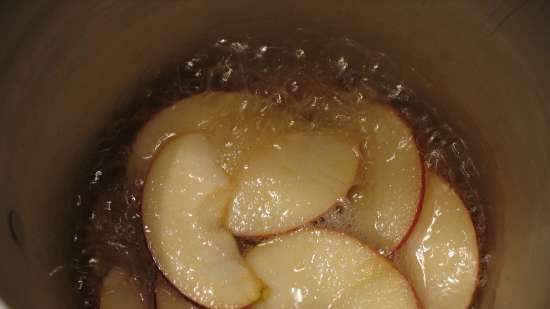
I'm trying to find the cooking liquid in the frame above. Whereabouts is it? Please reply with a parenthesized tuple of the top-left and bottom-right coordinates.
(71, 30, 488, 308)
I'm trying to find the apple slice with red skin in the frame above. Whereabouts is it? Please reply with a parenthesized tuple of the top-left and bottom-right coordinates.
(99, 267, 148, 309)
(245, 229, 419, 309)
(155, 274, 201, 309)
(346, 102, 424, 255)
(142, 133, 262, 309)
(394, 172, 479, 309)
(226, 132, 359, 237)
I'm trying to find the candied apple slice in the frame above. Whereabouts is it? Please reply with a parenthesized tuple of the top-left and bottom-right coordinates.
(142, 134, 262, 309)
(246, 229, 418, 309)
(394, 172, 479, 309)
(227, 132, 359, 236)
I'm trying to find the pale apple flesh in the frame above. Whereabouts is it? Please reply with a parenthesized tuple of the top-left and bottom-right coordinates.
(346, 103, 424, 255)
(128, 92, 244, 178)
(99, 267, 148, 309)
(227, 132, 359, 237)
(394, 172, 479, 309)
(331, 273, 420, 309)
(245, 229, 419, 309)
(128, 91, 302, 178)
(142, 134, 262, 309)
(155, 274, 201, 309)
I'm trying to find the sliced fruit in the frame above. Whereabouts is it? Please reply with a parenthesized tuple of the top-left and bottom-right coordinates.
(128, 92, 256, 177)
(348, 103, 424, 255)
(100, 267, 147, 309)
(245, 229, 419, 309)
(155, 275, 200, 309)
(142, 133, 262, 309)
(214, 106, 308, 176)
(330, 273, 420, 309)
(227, 132, 359, 237)
(128, 91, 302, 178)
(394, 172, 479, 309)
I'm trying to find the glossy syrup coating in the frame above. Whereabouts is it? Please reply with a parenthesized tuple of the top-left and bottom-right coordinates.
(344, 102, 424, 256)
(394, 172, 479, 309)
(246, 229, 419, 309)
(227, 132, 359, 237)
(142, 134, 262, 309)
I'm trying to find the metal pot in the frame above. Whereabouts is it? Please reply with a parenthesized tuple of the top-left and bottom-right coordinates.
(0, 1, 548, 308)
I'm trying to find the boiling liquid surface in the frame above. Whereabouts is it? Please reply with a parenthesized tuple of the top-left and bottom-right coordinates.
(72, 30, 488, 309)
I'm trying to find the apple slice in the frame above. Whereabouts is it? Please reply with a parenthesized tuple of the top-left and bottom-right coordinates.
(142, 133, 262, 309)
(155, 275, 200, 309)
(128, 91, 303, 178)
(245, 229, 419, 309)
(394, 172, 479, 309)
(128, 92, 258, 178)
(226, 132, 359, 237)
(99, 267, 148, 309)
(347, 103, 424, 255)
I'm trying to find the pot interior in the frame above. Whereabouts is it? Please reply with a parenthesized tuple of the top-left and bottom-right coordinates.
(0, 1, 549, 308)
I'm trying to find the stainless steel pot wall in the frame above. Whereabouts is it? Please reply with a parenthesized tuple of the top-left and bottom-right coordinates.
(0, 1, 549, 308)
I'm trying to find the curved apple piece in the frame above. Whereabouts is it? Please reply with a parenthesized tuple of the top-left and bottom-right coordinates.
(394, 172, 479, 309)
(349, 103, 424, 255)
(245, 229, 419, 309)
(227, 132, 359, 237)
(99, 267, 148, 309)
(142, 134, 262, 309)
(128, 91, 304, 178)
(129, 92, 263, 178)
(155, 275, 201, 309)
